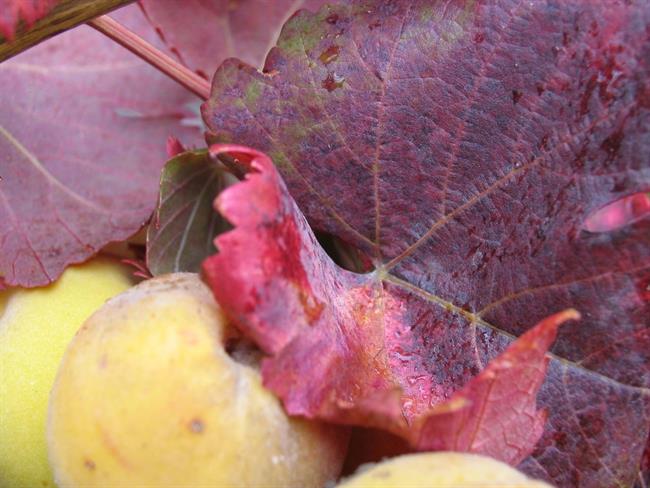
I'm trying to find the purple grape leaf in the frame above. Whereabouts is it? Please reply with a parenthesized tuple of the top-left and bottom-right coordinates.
(0, 4, 202, 287)
(201, 1, 650, 486)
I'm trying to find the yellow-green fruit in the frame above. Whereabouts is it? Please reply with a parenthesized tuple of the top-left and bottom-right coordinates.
(337, 452, 553, 488)
(47, 273, 349, 488)
(0, 258, 134, 488)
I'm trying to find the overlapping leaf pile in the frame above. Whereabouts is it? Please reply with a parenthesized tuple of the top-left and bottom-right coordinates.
(204, 144, 581, 468)
(2, 0, 648, 486)
(0, 0, 332, 288)
(200, 1, 650, 486)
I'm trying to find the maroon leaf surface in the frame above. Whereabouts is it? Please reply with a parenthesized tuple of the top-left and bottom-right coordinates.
(147, 149, 231, 276)
(204, 144, 580, 467)
(0, 0, 58, 40)
(415, 309, 581, 465)
(0, 4, 202, 287)
(641, 441, 650, 488)
(139, 0, 329, 77)
(202, 1, 650, 486)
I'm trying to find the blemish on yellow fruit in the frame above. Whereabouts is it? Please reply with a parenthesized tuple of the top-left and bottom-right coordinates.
(47, 273, 349, 488)
(188, 418, 205, 434)
(97, 424, 132, 469)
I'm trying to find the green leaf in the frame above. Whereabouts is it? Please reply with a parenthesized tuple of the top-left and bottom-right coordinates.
(147, 150, 232, 276)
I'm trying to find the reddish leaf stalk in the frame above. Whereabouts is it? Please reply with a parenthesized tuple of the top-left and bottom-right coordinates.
(88, 15, 210, 100)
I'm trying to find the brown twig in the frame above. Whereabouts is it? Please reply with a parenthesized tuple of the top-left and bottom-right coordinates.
(88, 15, 210, 100)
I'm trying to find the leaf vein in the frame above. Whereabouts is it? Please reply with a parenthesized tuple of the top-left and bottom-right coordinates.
(384, 272, 650, 395)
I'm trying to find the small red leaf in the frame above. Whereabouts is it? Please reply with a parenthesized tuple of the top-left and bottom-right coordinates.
(0, 0, 58, 40)
(165, 135, 186, 158)
(121, 258, 152, 280)
(416, 309, 580, 465)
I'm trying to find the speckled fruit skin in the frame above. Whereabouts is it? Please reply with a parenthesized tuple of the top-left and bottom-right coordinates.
(47, 273, 349, 488)
(337, 452, 553, 488)
(0, 258, 134, 488)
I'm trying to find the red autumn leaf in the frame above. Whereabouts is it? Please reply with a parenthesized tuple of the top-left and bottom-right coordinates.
(139, 0, 329, 77)
(204, 144, 581, 467)
(165, 135, 186, 158)
(0, 0, 58, 40)
(0, 4, 202, 287)
(415, 308, 579, 464)
(202, 1, 650, 486)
